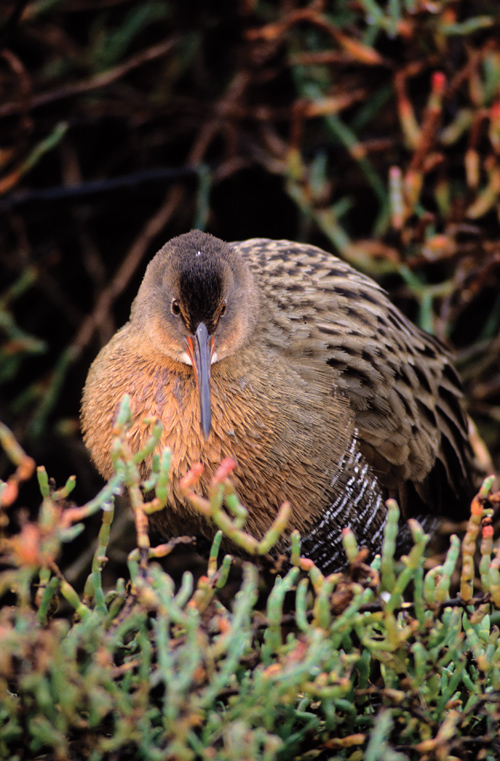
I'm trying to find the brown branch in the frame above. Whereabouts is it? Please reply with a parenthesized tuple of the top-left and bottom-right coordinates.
(0, 36, 179, 118)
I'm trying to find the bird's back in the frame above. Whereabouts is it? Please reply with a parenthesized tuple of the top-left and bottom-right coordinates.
(234, 238, 475, 522)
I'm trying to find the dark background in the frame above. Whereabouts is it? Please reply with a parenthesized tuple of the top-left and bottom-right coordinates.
(1, 0, 499, 526)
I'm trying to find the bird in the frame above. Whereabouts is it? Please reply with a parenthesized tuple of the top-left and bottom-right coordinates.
(81, 230, 475, 573)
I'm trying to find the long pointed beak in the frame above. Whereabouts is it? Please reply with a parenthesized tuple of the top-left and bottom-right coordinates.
(186, 322, 214, 440)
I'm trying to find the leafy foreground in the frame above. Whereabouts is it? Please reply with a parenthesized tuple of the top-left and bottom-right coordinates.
(1, 399, 500, 761)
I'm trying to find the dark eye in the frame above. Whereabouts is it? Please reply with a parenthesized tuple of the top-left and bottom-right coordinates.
(171, 299, 181, 316)
(220, 300, 227, 317)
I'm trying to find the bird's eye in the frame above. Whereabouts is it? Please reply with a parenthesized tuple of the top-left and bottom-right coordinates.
(220, 300, 227, 317)
(171, 299, 181, 316)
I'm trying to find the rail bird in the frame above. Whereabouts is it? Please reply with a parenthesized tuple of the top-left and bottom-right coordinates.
(81, 230, 475, 572)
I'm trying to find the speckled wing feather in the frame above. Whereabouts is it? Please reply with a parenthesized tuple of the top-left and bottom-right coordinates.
(232, 238, 475, 520)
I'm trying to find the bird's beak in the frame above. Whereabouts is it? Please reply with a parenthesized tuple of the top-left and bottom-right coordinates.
(186, 322, 214, 440)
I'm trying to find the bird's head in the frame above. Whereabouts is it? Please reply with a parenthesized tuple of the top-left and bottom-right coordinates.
(131, 230, 259, 438)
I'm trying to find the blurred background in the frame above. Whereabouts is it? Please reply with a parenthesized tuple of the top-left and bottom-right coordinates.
(1, 0, 499, 552)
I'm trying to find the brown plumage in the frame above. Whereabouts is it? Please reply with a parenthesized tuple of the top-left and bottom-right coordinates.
(81, 230, 475, 572)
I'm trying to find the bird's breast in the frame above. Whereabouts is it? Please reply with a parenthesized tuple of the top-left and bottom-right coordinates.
(149, 348, 355, 539)
(82, 333, 357, 542)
